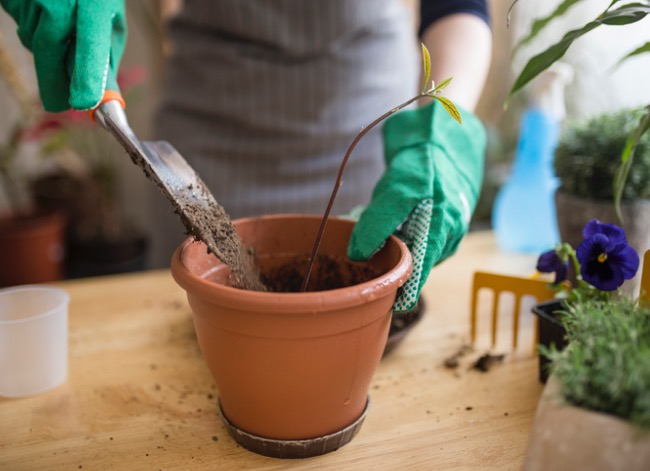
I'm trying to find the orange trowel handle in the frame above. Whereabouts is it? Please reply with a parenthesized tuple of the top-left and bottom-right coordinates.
(89, 89, 126, 121)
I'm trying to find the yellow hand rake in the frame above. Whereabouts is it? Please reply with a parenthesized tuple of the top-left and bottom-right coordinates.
(470, 250, 650, 352)
(470, 271, 555, 352)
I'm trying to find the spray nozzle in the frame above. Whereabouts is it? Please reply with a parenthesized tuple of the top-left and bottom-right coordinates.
(527, 62, 574, 120)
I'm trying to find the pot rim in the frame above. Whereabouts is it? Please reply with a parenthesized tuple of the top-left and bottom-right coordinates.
(532, 299, 566, 327)
(171, 214, 413, 312)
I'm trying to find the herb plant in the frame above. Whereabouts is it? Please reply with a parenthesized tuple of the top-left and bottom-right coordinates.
(542, 296, 650, 430)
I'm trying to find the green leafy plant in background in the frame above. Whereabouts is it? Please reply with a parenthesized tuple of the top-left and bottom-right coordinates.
(554, 108, 650, 201)
(507, 0, 650, 218)
(541, 296, 650, 430)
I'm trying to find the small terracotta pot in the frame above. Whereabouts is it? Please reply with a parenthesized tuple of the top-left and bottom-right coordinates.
(171, 215, 412, 458)
(0, 210, 66, 286)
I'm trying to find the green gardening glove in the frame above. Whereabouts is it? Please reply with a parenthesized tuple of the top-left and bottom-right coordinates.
(1, 0, 127, 111)
(348, 101, 486, 312)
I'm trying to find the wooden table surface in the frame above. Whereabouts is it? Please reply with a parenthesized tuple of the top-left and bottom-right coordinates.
(0, 231, 546, 470)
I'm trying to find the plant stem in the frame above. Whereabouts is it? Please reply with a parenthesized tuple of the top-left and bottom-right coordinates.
(299, 93, 424, 292)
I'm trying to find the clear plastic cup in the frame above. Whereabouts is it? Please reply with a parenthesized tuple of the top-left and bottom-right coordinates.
(0, 285, 69, 397)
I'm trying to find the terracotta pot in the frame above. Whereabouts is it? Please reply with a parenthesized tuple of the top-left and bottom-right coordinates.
(0, 210, 66, 287)
(524, 375, 650, 471)
(171, 215, 412, 458)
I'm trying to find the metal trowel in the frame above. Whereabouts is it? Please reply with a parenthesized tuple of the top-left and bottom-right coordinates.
(92, 91, 265, 290)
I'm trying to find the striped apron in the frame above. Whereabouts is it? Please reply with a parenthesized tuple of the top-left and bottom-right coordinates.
(148, 0, 419, 268)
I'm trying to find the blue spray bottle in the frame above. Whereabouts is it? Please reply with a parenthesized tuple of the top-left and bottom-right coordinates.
(492, 63, 573, 253)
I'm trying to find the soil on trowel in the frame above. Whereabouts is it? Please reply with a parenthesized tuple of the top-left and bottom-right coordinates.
(261, 254, 382, 293)
(122, 141, 266, 292)
(177, 189, 267, 292)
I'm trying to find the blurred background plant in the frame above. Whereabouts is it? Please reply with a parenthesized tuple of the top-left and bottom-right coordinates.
(0, 23, 150, 277)
(27, 66, 147, 242)
(508, 0, 650, 215)
(554, 107, 650, 201)
(0, 27, 146, 240)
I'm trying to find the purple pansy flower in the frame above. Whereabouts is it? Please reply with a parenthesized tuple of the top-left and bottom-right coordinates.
(536, 249, 568, 284)
(582, 219, 628, 246)
(576, 220, 640, 291)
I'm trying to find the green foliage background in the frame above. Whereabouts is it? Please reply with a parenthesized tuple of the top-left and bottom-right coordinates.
(554, 109, 650, 200)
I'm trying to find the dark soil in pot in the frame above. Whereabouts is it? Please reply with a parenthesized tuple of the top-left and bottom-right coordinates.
(260, 253, 383, 292)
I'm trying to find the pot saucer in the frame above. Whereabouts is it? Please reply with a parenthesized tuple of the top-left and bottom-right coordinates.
(218, 398, 370, 459)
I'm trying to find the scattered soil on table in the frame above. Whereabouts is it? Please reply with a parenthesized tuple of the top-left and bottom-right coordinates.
(443, 344, 474, 369)
(443, 343, 506, 373)
(471, 353, 505, 372)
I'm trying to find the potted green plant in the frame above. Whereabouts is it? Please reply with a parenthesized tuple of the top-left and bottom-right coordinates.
(523, 295, 650, 471)
(533, 218, 640, 382)
(552, 109, 650, 285)
(170, 45, 472, 458)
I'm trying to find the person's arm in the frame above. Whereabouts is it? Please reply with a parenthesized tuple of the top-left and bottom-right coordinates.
(421, 14, 491, 111)
(419, 1, 492, 111)
(347, 2, 492, 312)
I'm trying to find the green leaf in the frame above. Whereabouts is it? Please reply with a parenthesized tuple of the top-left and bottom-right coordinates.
(433, 77, 453, 93)
(421, 43, 431, 95)
(434, 96, 462, 124)
(513, 0, 583, 53)
(598, 3, 650, 25)
(614, 105, 650, 220)
(615, 41, 650, 67)
(509, 21, 599, 100)
(508, 4, 650, 101)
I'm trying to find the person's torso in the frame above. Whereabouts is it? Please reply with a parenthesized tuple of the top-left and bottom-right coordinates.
(155, 0, 419, 218)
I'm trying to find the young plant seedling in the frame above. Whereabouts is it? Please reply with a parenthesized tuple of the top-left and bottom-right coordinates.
(300, 44, 463, 291)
